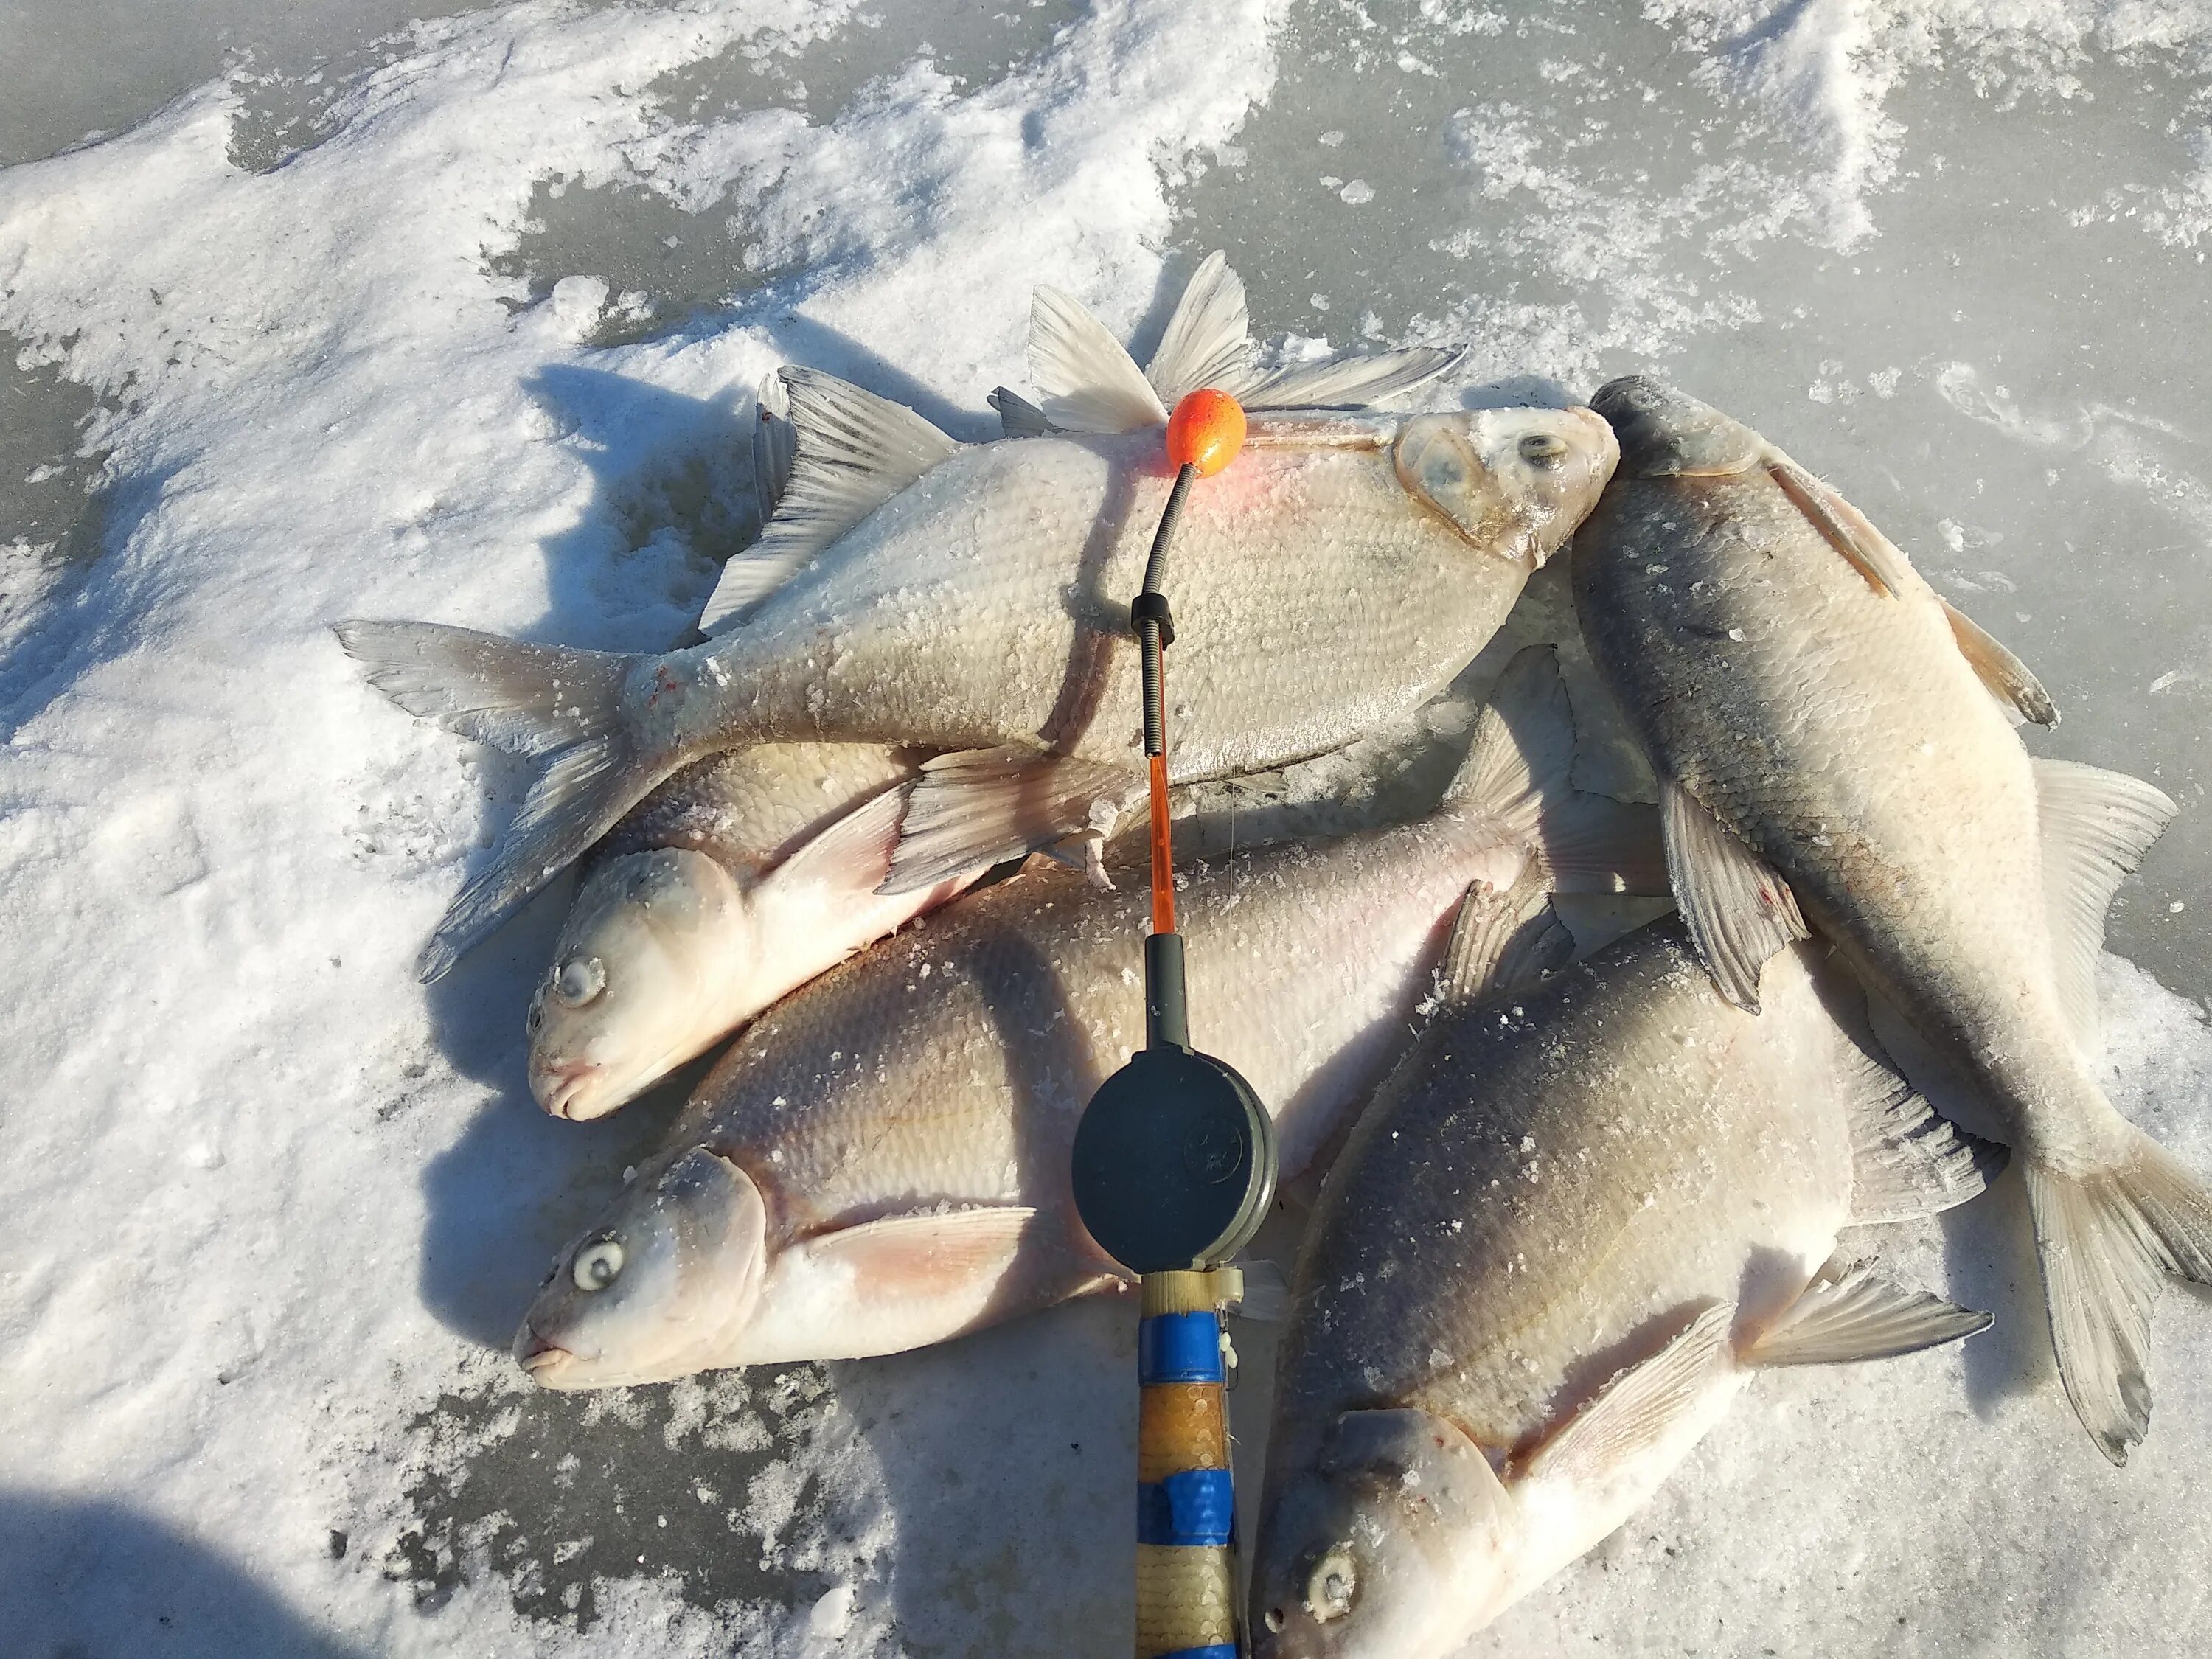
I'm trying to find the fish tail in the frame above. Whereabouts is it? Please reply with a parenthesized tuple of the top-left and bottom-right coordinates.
(2023, 1127, 2212, 1466)
(335, 620, 680, 981)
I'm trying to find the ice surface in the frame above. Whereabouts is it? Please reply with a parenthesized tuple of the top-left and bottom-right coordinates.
(4, 1, 2212, 1654)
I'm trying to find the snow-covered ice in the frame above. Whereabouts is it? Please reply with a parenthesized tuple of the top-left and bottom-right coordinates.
(4, 1, 2212, 1653)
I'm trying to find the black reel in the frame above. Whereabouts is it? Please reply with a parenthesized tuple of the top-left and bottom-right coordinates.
(1071, 933, 1277, 1276)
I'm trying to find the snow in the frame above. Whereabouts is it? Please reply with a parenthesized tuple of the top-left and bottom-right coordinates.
(4, 0, 2212, 1653)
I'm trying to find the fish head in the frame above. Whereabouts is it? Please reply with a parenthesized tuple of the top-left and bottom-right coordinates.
(1251, 1407, 1517, 1659)
(1391, 406, 1618, 567)
(527, 849, 750, 1120)
(1589, 375, 1764, 479)
(514, 1147, 770, 1389)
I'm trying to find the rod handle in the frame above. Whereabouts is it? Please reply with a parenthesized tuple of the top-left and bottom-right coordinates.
(1134, 1270, 1241, 1659)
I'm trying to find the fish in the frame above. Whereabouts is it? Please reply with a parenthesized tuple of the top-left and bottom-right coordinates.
(526, 740, 984, 1120)
(1248, 918, 1995, 1658)
(337, 257, 1618, 981)
(1569, 375, 2208, 1464)
(511, 648, 1664, 1388)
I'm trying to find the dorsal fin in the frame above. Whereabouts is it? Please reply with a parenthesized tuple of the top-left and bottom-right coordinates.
(749, 369, 796, 527)
(2034, 757, 2177, 1056)
(1145, 251, 1254, 404)
(988, 386, 1055, 438)
(699, 366, 961, 634)
(1030, 285, 1169, 434)
(1236, 346, 1466, 410)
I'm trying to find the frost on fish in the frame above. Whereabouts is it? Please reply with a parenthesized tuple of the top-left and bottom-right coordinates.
(1248, 922, 1992, 1659)
(512, 650, 1665, 1387)
(336, 260, 1617, 978)
(1573, 375, 2212, 1467)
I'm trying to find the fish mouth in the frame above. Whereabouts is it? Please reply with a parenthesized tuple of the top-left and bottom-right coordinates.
(532, 1059, 603, 1121)
(515, 1323, 577, 1385)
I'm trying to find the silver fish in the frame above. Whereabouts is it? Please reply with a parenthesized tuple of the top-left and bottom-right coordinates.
(1571, 375, 2208, 1464)
(337, 271, 1617, 981)
(512, 650, 1662, 1388)
(1249, 919, 1992, 1658)
(527, 741, 981, 1120)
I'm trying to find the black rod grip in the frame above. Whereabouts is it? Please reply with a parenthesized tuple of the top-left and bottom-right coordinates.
(1145, 931, 1189, 1051)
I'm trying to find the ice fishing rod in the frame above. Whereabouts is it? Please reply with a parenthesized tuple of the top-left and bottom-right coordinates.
(1071, 389, 1278, 1659)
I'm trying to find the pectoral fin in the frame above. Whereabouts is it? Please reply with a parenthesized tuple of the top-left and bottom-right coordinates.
(1321, 1408, 1513, 1537)
(881, 746, 1144, 894)
(800, 1206, 1039, 1301)
(1742, 1259, 1990, 1367)
(1765, 453, 1916, 599)
(1942, 598, 2058, 726)
(1660, 779, 1809, 1012)
(1518, 1303, 1734, 1486)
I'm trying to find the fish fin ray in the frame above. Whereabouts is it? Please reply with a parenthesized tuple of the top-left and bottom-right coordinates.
(1144, 251, 1253, 404)
(1520, 1303, 1734, 1487)
(1447, 645, 1667, 895)
(1742, 1259, 1989, 1366)
(801, 1206, 1038, 1301)
(700, 366, 961, 633)
(1764, 454, 1916, 599)
(1225, 1256, 1290, 1323)
(1235, 346, 1466, 409)
(420, 737, 672, 981)
(2024, 1136, 2212, 1465)
(1321, 1409, 1513, 1534)
(881, 746, 1143, 894)
(2034, 757, 2177, 1057)
(988, 386, 1056, 437)
(1030, 285, 1168, 434)
(765, 783, 911, 900)
(749, 369, 796, 530)
(335, 620, 627, 757)
(1437, 869, 1571, 1006)
(1660, 779, 1808, 1012)
(1942, 597, 2057, 726)
(335, 621, 678, 978)
(1840, 1028, 2006, 1223)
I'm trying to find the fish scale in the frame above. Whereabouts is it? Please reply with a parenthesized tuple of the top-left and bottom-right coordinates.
(684, 821, 1523, 1242)
(683, 436, 1528, 771)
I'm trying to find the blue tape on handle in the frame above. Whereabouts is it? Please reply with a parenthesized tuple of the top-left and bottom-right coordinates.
(1138, 1310, 1223, 1384)
(1136, 1468, 1236, 1548)
(1156, 1647, 1237, 1659)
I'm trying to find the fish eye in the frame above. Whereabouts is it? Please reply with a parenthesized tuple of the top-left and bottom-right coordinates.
(1264, 1607, 1287, 1632)
(573, 1237, 625, 1291)
(1305, 1548, 1358, 1622)
(554, 956, 607, 1007)
(1518, 431, 1568, 467)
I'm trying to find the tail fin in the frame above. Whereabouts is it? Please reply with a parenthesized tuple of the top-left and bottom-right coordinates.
(2024, 1130, 2212, 1465)
(335, 620, 672, 981)
(1445, 646, 1667, 896)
